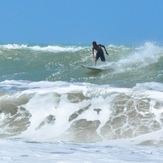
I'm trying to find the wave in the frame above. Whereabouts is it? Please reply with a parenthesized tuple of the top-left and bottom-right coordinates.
(0, 81, 163, 144)
(107, 42, 163, 73)
(0, 42, 163, 85)
(0, 44, 86, 52)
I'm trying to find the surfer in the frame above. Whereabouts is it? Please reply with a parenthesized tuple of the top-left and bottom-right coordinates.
(92, 41, 109, 65)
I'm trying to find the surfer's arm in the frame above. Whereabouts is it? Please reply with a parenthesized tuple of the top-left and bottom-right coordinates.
(92, 47, 95, 58)
(100, 44, 109, 55)
(92, 47, 97, 65)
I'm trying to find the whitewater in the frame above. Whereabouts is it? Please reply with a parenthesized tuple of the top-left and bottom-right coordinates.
(0, 42, 163, 162)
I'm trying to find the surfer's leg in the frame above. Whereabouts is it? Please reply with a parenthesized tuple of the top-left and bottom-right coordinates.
(95, 55, 99, 66)
(100, 51, 106, 62)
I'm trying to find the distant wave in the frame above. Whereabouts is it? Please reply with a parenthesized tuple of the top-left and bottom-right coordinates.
(0, 44, 86, 52)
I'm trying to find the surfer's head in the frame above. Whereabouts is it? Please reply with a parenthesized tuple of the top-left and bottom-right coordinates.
(92, 41, 97, 45)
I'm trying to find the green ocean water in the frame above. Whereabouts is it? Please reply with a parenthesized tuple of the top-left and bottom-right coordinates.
(0, 42, 163, 86)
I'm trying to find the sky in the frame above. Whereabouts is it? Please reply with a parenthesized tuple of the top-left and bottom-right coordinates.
(0, 0, 163, 45)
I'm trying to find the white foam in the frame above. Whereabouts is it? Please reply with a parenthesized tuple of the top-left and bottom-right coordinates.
(109, 42, 163, 73)
(1, 80, 163, 143)
(9, 82, 161, 141)
(133, 82, 163, 92)
(29, 45, 84, 52)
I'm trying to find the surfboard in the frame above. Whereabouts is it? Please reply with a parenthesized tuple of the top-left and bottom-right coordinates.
(81, 64, 102, 71)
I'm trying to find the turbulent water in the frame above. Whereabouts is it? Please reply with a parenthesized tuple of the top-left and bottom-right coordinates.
(0, 42, 163, 162)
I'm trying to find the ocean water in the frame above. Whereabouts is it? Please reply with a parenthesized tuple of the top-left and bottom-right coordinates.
(0, 42, 163, 162)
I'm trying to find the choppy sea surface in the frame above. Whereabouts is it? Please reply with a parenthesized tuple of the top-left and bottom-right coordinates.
(0, 42, 163, 162)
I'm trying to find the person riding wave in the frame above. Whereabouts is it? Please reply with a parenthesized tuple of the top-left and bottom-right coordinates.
(92, 41, 109, 66)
